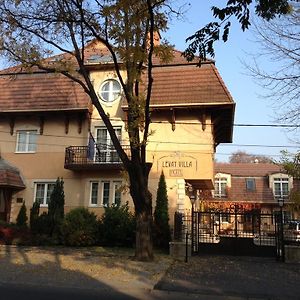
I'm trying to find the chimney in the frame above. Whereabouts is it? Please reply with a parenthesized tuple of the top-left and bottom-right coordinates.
(147, 31, 161, 47)
(153, 31, 161, 46)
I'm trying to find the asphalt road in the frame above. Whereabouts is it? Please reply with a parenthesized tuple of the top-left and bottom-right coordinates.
(155, 255, 300, 300)
(0, 282, 138, 300)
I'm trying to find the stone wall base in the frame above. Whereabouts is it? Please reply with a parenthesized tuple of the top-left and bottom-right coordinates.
(169, 241, 191, 261)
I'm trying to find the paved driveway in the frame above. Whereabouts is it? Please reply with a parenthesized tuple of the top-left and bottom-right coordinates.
(155, 255, 300, 299)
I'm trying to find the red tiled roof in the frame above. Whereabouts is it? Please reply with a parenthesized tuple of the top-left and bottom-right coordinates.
(227, 176, 275, 203)
(148, 63, 233, 107)
(0, 158, 25, 189)
(215, 163, 284, 177)
(213, 163, 288, 204)
(0, 72, 89, 112)
(0, 42, 233, 113)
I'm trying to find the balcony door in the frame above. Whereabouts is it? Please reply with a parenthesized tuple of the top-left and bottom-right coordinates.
(95, 127, 121, 163)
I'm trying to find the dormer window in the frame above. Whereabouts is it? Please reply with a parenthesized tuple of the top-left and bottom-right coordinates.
(214, 173, 231, 198)
(246, 178, 256, 191)
(273, 177, 289, 198)
(269, 173, 292, 199)
(214, 177, 228, 198)
(99, 79, 121, 102)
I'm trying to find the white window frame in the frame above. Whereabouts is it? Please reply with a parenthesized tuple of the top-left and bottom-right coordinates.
(273, 177, 289, 198)
(112, 181, 122, 206)
(214, 177, 228, 198)
(269, 173, 292, 199)
(98, 79, 122, 103)
(34, 181, 56, 207)
(16, 130, 38, 153)
(89, 179, 123, 207)
(101, 181, 110, 207)
(89, 181, 99, 207)
(95, 126, 122, 163)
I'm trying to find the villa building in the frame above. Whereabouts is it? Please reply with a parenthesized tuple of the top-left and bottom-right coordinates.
(0, 41, 235, 222)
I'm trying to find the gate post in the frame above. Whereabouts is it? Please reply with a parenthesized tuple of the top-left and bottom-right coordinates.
(234, 206, 238, 237)
(279, 205, 285, 262)
(275, 208, 285, 262)
(191, 202, 194, 254)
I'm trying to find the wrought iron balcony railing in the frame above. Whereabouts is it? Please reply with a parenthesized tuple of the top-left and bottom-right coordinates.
(64, 144, 130, 170)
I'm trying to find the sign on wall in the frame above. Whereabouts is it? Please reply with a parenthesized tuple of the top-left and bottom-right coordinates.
(157, 152, 197, 178)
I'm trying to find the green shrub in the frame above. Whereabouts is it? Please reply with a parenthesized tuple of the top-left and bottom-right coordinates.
(16, 202, 28, 228)
(99, 203, 135, 247)
(61, 208, 99, 246)
(154, 172, 171, 249)
(48, 177, 65, 235)
(32, 212, 53, 236)
(30, 201, 40, 233)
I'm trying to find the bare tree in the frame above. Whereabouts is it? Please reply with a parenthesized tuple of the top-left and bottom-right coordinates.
(245, 9, 300, 125)
(229, 151, 273, 163)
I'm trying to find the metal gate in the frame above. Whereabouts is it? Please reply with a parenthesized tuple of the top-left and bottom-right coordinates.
(191, 206, 284, 260)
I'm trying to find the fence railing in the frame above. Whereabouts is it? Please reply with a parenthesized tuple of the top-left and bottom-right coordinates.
(64, 144, 131, 168)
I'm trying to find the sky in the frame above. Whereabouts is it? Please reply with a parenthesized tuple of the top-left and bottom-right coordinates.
(164, 0, 299, 162)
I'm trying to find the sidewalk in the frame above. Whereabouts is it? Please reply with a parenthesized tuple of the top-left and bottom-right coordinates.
(0, 245, 170, 299)
(1, 246, 300, 299)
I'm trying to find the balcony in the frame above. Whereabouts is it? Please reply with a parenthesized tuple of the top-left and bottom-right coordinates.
(64, 144, 130, 170)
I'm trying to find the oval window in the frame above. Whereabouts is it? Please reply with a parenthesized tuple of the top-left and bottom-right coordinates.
(99, 79, 121, 102)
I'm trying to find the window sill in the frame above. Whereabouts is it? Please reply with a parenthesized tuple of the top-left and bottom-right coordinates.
(15, 151, 36, 154)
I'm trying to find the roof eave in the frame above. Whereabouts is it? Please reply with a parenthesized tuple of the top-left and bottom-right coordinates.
(0, 107, 89, 114)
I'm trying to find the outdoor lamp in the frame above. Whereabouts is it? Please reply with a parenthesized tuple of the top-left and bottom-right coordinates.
(278, 198, 284, 208)
(190, 195, 196, 206)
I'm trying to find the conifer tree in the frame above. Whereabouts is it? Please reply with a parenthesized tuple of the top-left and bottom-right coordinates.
(16, 202, 28, 228)
(30, 201, 40, 233)
(48, 177, 65, 235)
(154, 172, 171, 249)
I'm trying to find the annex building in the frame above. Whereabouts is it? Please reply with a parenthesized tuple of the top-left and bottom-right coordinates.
(204, 162, 300, 219)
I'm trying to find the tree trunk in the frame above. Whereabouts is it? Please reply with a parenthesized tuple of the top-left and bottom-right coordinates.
(128, 162, 153, 261)
(135, 209, 153, 261)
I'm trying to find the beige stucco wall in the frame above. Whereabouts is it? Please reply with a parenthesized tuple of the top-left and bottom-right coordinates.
(1, 67, 216, 223)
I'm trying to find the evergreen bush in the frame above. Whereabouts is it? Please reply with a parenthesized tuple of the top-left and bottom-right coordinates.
(153, 172, 171, 249)
(16, 202, 28, 228)
(32, 212, 53, 236)
(98, 203, 135, 247)
(48, 177, 65, 235)
(61, 208, 99, 246)
(30, 201, 40, 234)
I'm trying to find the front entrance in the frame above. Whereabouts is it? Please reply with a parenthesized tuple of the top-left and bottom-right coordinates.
(191, 206, 284, 259)
(0, 189, 12, 222)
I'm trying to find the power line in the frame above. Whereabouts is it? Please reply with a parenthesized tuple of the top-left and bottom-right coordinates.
(90, 116, 300, 128)
(219, 143, 299, 149)
(0, 126, 299, 149)
(234, 124, 300, 128)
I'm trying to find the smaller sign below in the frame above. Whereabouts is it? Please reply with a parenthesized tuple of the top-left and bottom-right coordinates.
(169, 169, 183, 177)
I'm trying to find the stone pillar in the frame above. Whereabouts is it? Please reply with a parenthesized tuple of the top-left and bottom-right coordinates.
(176, 179, 186, 213)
